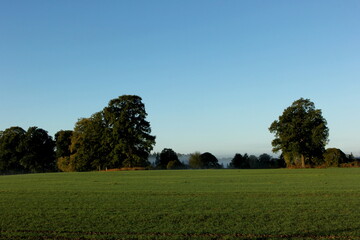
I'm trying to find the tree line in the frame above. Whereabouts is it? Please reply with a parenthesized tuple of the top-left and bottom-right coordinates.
(0, 95, 155, 174)
(0, 96, 359, 174)
(152, 150, 286, 169)
(151, 148, 357, 170)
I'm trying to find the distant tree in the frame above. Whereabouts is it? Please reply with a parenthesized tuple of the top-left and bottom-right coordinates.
(0, 127, 26, 173)
(348, 153, 355, 162)
(156, 148, 181, 169)
(323, 148, 348, 167)
(19, 127, 56, 172)
(200, 152, 221, 169)
(248, 155, 259, 169)
(229, 153, 250, 169)
(103, 95, 155, 167)
(258, 153, 272, 168)
(269, 98, 329, 168)
(189, 152, 202, 169)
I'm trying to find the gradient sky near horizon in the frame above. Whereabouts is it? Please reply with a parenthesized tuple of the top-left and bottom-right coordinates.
(1, 0, 359, 157)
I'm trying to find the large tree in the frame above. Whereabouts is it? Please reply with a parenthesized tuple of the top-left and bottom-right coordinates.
(61, 95, 155, 171)
(269, 98, 329, 168)
(103, 95, 155, 167)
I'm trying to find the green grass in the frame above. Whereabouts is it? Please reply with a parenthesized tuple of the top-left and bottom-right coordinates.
(1, 169, 360, 239)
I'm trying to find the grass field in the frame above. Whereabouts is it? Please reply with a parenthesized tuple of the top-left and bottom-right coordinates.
(1, 169, 360, 239)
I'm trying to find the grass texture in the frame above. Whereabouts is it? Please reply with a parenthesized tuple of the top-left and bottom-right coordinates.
(0, 168, 360, 239)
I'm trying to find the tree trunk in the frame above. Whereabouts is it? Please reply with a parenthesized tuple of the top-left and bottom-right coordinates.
(301, 154, 305, 168)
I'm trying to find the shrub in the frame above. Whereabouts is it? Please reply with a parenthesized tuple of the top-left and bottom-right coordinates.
(323, 148, 348, 167)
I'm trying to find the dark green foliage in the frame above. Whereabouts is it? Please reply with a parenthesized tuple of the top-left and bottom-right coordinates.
(55, 130, 74, 172)
(199, 152, 221, 169)
(19, 127, 56, 172)
(60, 95, 156, 171)
(229, 153, 250, 169)
(273, 154, 287, 168)
(323, 148, 348, 167)
(0, 127, 26, 173)
(0, 126, 55, 173)
(102, 95, 155, 168)
(69, 112, 109, 171)
(269, 98, 329, 168)
(258, 153, 272, 168)
(248, 155, 259, 168)
(55, 130, 73, 159)
(156, 148, 181, 169)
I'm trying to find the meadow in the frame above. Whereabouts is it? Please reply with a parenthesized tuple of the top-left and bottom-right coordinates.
(0, 169, 360, 239)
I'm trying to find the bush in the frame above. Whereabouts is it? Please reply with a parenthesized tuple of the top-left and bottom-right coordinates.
(323, 148, 348, 167)
(167, 160, 183, 169)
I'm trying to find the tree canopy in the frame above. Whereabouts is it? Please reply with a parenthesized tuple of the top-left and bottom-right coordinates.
(58, 95, 156, 171)
(200, 152, 220, 169)
(269, 98, 329, 168)
(0, 126, 55, 173)
(19, 127, 56, 172)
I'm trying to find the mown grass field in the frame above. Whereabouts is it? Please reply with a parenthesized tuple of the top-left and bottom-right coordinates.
(1, 169, 360, 239)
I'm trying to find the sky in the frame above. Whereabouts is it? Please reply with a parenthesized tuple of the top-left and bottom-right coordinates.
(1, 0, 359, 157)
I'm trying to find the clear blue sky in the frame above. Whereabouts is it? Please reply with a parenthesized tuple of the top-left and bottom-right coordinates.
(1, 0, 359, 157)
